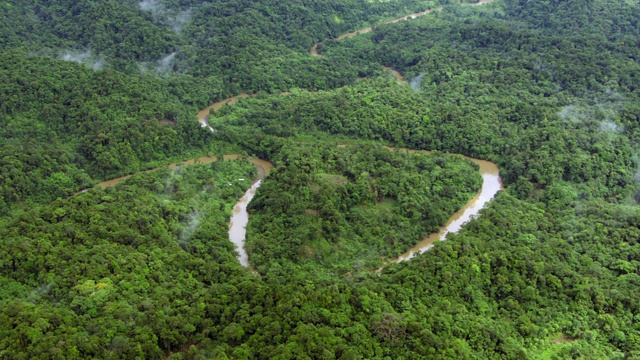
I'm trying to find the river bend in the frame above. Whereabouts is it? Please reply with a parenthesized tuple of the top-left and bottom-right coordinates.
(88, 0, 499, 269)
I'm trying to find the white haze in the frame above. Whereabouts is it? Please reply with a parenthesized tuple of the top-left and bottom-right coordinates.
(59, 50, 106, 70)
(409, 72, 426, 92)
(557, 91, 625, 137)
(135, 51, 179, 75)
(180, 211, 201, 244)
(599, 119, 623, 134)
(158, 52, 176, 72)
(170, 9, 192, 33)
(139, 0, 192, 33)
(27, 282, 54, 302)
(139, 0, 156, 11)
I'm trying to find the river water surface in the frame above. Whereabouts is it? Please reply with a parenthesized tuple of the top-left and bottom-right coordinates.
(310, 0, 494, 57)
(395, 158, 502, 262)
(90, 0, 498, 269)
(94, 155, 241, 189)
(197, 94, 249, 131)
(228, 159, 273, 267)
(92, 155, 273, 268)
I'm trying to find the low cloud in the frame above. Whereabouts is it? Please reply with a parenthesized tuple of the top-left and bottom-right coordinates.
(59, 50, 106, 70)
(409, 72, 426, 92)
(139, 0, 192, 33)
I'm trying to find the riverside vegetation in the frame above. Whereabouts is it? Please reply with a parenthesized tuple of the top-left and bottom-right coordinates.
(2, 0, 640, 358)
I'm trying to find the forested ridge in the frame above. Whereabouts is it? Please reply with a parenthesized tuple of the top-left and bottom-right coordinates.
(2, 0, 640, 358)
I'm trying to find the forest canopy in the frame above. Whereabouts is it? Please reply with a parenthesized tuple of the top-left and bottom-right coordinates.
(2, 0, 640, 358)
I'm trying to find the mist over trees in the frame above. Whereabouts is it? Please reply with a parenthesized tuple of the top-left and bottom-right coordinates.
(2, 0, 640, 358)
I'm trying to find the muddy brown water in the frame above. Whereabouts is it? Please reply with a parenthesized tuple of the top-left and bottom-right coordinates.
(197, 94, 250, 131)
(395, 157, 502, 262)
(89, 154, 273, 269)
(309, 0, 495, 82)
(207, 0, 499, 269)
(94, 155, 243, 189)
(384, 67, 405, 83)
(369, 147, 503, 265)
(88, 0, 498, 269)
(228, 159, 273, 267)
(309, 6, 444, 57)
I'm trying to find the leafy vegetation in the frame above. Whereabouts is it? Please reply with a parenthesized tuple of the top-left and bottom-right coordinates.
(246, 142, 481, 275)
(0, 51, 224, 212)
(3, 0, 640, 358)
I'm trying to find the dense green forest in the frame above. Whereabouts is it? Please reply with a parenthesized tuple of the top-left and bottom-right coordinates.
(0, 0, 456, 94)
(3, 0, 640, 358)
(246, 143, 481, 275)
(0, 52, 220, 214)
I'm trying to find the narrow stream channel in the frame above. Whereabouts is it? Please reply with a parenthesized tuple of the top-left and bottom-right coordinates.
(228, 159, 273, 267)
(229, 180, 262, 267)
(87, 0, 498, 270)
(395, 158, 502, 262)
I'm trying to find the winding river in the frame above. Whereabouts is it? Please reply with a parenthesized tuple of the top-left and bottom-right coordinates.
(395, 156, 502, 263)
(309, 8, 443, 57)
(197, 94, 249, 132)
(90, 152, 274, 268)
(93, 154, 241, 189)
(89, 0, 499, 269)
(228, 159, 273, 267)
(91, 104, 274, 269)
(310, 0, 494, 58)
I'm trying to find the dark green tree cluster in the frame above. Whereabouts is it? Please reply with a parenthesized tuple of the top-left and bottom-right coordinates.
(244, 142, 481, 275)
(321, 4, 638, 198)
(502, 0, 640, 40)
(3, 0, 640, 358)
(0, 51, 223, 211)
(0, 0, 176, 64)
(0, 160, 257, 358)
(211, 78, 634, 200)
(0, 0, 445, 95)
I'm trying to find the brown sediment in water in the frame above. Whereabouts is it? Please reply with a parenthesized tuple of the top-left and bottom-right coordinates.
(394, 156, 502, 262)
(247, 158, 274, 182)
(92, 155, 239, 190)
(338, 145, 502, 269)
(310, 0, 495, 82)
(80, 153, 274, 270)
(79, 154, 271, 193)
(310, 5, 445, 58)
(309, 43, 323, 57)
(83, 0, 497, 270)
(197, 93, 250, 123)
(219, 0, 498, 270)
(197, 92, 293, 129)
(228, 158, 273, 268)
(228, 179, 262, 267)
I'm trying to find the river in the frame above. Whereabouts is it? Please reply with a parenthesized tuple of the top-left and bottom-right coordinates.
(310, 0, 493, 83)
(89, 0, 498, 269)
(228, 159, 273, 267)
(93, 154, 240, 189)
(90, 154, 273, 268)
(197, 94, 249, 132)
(395, 157, 502, 262)
(87, 142, 500, 269)
(310, 6, 443, 57)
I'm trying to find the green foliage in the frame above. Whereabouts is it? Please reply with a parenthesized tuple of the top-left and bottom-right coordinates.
(246, 142, 481, 275)
(0, 52, 222, 209)
(0, 160, 256, 357)
(322, 4, 637, 198)
(3, 0, 640, 358)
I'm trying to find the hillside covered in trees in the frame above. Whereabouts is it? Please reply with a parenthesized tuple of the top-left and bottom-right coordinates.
(2, 0, 640, 358)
